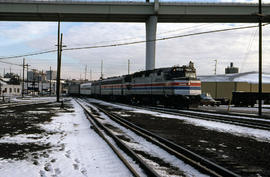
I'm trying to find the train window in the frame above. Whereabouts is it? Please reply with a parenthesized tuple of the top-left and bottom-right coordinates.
(185, 72, 196, 78)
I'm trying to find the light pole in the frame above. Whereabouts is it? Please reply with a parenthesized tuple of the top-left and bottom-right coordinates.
(258, 0, 262, 116)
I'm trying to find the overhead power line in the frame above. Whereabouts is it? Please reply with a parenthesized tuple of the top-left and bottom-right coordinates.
(63, 24, 268, 51)
(0, 60, 37, 71)
(0, 60, 23, 66)
(0, 49, 57, 60)
(0, 24, 267, 60)
(69, 23, 210, 47)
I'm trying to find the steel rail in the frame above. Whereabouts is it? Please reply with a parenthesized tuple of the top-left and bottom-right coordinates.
(76, 99, 161, 177)
(188, 107, 270, 119)
(87, 100, 240, 177)
(145, 106, 270, 131)
(110, 102, 270, 130)
(0, 100, 56, 109)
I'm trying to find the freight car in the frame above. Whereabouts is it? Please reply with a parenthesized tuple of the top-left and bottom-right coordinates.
(232, 91, 270, 107)
(89, 61, 201, 108)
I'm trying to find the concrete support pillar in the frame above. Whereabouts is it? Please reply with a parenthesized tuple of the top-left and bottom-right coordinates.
(145, 15, 157, 70)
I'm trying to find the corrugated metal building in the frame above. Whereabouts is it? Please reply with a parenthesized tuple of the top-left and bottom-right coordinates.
(198, 71, 270, 100)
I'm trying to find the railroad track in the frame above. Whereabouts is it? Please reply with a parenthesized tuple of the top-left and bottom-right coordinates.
(143, 106, 270, 131)
(77, 98, 240, 177)
(100, 100, 270, 131)
(0, 100, 56, 109)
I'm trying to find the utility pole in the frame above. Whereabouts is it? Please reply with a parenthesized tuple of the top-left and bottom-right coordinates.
(214, 59, 217, 99)
(56, 21, 67, 102)
(38, 72, 40, 95)
(56, 32, 64, 102)
(56, 21, 61, 102)
(32, 70, 35, 96)
(100, 60, 103, 79)
(214, 59, 217, 75)
(22, 58, 25, 98)
(85, 65, 87, 81)
(26, 64, 29, 95)
(50, 66, 52, 96)
(41, 70, 43, 96)
(90, 69, 92, 81)
(128, 59, 130, 75)
(258, 0, 262, 116)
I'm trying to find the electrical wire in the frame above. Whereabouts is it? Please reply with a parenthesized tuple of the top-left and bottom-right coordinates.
(64, 24, 268, 51)
(0, 49, 57, 60)
(0, 23, 267, 60)
(240, 28, 258, 71)
(0, 59, 39, 72)
(69, 23, 210, 47)
(0, 60, 23, 66)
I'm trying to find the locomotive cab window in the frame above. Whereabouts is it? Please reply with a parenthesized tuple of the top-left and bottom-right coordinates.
(185, 72, 196, 78)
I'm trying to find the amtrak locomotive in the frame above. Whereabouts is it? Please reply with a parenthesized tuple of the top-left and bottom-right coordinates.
(69, 61, 201, 108)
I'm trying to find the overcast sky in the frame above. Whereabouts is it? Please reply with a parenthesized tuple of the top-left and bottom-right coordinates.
(1, 0, 270, 80)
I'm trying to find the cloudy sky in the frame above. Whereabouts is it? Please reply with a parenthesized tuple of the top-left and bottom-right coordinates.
(1, 0, 270, 80)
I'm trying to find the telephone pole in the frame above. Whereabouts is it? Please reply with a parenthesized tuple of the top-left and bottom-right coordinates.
(56, 21, 61, 102)
(56, 21, 66, 102)
(100, 60, 103, 79)
(41, 70, 43, 96)
(26, 64, 30, 95)
(56, 32, 64, 102)
(89, 69, 92, 81)
(22, 58, 25, 97)
(50, 66, 52, 96)
(258, 0, 262, 116)
(128, 59, 130, 75)
(214, 59, 217, 75)
(85, 65, 87, 81)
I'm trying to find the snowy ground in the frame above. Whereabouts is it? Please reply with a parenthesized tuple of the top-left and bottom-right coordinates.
(87, 98, 270, 143)
(2, 97, 269, 176)
(0, 98, 133, 177)
(83, 100, 207, 177)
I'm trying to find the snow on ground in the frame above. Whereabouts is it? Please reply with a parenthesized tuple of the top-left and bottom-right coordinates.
(0, 99, 133, 177)
(11, 96, 57, 102)
(88, 98, 270, 142)
(85, 102, 208, 177)
(202, 104, 270, 115)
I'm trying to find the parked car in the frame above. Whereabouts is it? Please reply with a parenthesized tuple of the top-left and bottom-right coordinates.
(200, 93, 220, 106)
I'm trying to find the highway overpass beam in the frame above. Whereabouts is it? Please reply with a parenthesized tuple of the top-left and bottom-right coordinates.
(145, 15, 157, 70)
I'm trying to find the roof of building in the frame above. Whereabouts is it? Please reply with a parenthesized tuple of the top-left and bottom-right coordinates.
(198, 71, 270, 83)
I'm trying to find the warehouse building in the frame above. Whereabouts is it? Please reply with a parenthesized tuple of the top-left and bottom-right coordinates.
(198, 71, 270, 100)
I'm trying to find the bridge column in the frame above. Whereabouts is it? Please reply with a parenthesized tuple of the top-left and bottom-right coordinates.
(145, 15, 157, 70)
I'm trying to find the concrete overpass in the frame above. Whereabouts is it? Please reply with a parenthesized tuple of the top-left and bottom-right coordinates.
(0, 0, 270, 70)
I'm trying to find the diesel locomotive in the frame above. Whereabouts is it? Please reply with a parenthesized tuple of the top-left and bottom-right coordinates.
(70, 61, 201, 108)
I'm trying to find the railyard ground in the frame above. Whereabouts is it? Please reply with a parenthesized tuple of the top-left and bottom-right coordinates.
(0, 97, 133, 177)
(0, 97, 270, 177)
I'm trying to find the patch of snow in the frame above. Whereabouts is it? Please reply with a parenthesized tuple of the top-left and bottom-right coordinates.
(132, 109, 270, 142)
(27, 111, 49, 114)
(88, 98, 270, 142)
(84, 101, 208, 177)
(0, 99, 134, 177)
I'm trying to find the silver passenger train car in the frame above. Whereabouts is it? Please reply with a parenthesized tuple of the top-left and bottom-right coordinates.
(89, 61, 201, 108)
